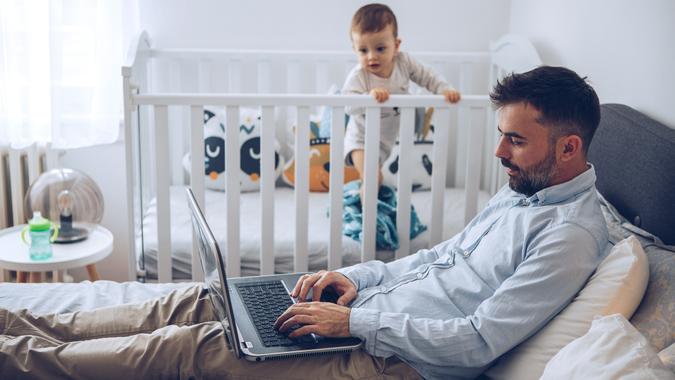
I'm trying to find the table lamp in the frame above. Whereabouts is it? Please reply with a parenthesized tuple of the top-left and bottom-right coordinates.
(24, 168, 104, 243)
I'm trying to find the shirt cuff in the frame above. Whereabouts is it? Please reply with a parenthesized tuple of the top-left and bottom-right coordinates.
(335, 267, 364, 291)
(349, 308, 380, 354)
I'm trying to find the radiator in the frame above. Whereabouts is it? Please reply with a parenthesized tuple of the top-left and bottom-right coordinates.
(0, 144, 60, 281)
(0, 144, 49, 228)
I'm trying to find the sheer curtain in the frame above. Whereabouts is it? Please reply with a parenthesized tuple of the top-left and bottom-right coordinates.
(0, 0, 138, 149)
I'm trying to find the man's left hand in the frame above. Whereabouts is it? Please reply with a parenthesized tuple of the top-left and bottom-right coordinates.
(274, 302, 351, 338)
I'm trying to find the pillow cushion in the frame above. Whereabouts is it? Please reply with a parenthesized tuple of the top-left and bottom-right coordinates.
(485, 235, 650, 380)
(282, 124, 359, 192)
(381, 124, 435, 192)
(659, 343, 675, 374)
(540, 314, 674, 380)
(183, 106, 283, 192)
(599, 192, 675, 352)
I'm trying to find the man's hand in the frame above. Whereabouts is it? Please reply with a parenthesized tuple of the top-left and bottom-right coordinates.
(370, 87, 390, 103)
(274, 302, 351, 338)
(291, 270, 357, 306)
(443, 89, 461, 103)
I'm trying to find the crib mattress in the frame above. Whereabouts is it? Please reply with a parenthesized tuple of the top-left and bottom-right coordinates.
(140, 186, 491, 279)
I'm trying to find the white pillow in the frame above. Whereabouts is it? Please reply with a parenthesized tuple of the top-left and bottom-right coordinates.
(485, 235, 650, 380)
(182, 106, 284, 192)
(541, 314, 674, 380)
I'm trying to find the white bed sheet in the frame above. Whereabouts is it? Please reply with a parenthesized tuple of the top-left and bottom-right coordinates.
(141, 186, 491, 278)
(0, 281, 195, 315)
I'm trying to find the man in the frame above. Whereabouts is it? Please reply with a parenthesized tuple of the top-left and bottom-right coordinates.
(0, 66, 608, 380)
(273, 65, 608, 378)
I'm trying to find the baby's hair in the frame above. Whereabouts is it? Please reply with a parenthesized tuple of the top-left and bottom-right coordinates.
(351, 3, 398, 38)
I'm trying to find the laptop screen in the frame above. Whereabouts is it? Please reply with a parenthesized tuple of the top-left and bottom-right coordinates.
(186, 188, 242, 358)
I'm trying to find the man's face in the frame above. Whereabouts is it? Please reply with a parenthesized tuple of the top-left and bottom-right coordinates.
(494, 102, 558, 197)
(351, 24, 400, 78)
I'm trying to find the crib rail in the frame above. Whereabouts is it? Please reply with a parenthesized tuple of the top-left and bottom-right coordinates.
(129, 93, 489, 283)
(139, 48, 488, 95)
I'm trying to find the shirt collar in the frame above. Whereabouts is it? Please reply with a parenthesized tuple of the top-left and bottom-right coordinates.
(525, 164, 597, 206)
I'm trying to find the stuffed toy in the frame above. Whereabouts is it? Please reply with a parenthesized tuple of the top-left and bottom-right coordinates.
(283, 121, 359, 192)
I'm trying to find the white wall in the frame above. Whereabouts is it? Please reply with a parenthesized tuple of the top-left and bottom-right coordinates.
(510, 0, 675, 128)
(139, 0, 510, 51)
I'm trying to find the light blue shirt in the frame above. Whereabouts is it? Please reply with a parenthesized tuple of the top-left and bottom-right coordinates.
(337, 166, 609, 380)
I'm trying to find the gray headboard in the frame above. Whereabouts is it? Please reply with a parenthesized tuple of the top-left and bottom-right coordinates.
(588, 103, 675, 245)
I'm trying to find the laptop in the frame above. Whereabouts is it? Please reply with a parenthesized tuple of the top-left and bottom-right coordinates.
(186, 188, 362, 361)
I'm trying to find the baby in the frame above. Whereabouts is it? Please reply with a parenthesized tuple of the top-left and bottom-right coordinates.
(343, 3, 461, 199)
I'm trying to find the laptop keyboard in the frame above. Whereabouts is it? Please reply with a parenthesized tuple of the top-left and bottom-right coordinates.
(236, 281, 299, 347)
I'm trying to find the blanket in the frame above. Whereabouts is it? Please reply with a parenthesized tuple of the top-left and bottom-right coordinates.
(342, 180, 427, 250)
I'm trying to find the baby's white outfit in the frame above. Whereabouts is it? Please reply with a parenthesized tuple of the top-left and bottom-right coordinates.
(342, 51, 453, 165)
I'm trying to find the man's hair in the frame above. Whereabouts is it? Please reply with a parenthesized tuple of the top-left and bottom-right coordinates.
(490, 66, 601, 154)
(351, 3, 398, 38)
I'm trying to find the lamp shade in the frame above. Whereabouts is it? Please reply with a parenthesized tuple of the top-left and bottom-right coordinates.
(24, 168, 104, 243)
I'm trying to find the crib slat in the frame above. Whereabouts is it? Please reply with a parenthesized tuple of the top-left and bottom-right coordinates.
(430, 107, 450, 246)
(328, 106, 345, 270)
(225, 106, 241, 277)
(170, 61, 185, 186)
(454, 62, 474, 188)
(123, 71, 136, 281)
(260, 106, 275, 275)
(362, 107, 380, 263)
(294, 106, 310, 272)
(190, 105, 205, 281)
(154, 105, 173, 283)
(228, 59, 242, 92)
(197, 60, 211, 93)
(286, 60, 301, 93)
(257, 61, 272, 93)
(464, 107, 486, 224)
(396, 107, 415, 259)
(459, 62, 473, 94)
(315, 60, 329, 93)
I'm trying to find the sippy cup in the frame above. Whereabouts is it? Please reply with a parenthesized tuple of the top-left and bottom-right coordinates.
(21, 211, 59, 260)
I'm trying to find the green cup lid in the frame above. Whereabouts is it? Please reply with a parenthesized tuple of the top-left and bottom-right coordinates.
(28, 211, 52, 231)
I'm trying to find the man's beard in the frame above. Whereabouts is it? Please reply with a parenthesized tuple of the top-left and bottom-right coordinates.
(501, 149, 557, 197)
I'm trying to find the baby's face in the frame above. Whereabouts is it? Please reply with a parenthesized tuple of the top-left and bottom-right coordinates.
(351, 24, 400, 78)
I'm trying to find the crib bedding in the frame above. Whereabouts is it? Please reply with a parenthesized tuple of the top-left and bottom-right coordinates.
(140, 185, 491, 279)
(0, 280, 195, 315)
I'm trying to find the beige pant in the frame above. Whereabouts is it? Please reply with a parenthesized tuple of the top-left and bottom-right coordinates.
(0, 285, 421, 380)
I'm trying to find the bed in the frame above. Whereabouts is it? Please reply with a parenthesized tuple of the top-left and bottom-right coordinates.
(2, 103, 673, 379)
(122, 32, 541, 282)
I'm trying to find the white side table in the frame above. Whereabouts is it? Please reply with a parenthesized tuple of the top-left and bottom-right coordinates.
(0, 224, 113, 282)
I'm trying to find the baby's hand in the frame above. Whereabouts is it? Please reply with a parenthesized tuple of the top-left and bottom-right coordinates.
(443, 89, 461, 104)
(370, 88, 390, 103)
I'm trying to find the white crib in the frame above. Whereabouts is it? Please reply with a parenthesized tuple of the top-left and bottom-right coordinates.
(122, 31, 541, 283)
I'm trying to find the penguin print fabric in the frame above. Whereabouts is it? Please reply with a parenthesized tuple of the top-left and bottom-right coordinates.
(183, 107, 283, 192)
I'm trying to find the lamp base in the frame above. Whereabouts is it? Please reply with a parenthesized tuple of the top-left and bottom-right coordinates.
(54, 227, 88, 244)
